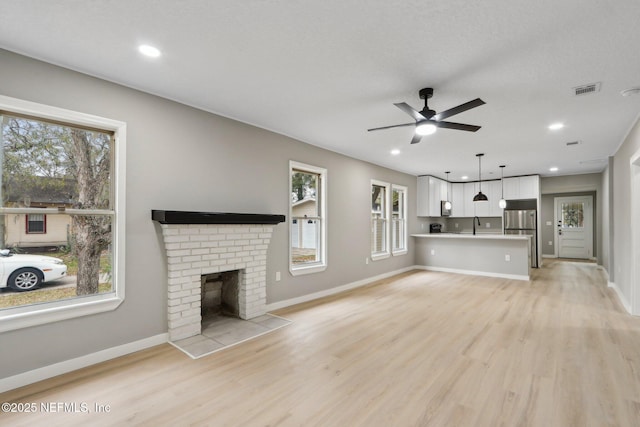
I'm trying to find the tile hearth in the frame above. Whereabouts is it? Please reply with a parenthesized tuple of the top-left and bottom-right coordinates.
(170, 314, 291, 359)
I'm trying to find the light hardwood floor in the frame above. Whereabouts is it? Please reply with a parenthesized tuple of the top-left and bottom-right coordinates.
(2, 260, 640, 426)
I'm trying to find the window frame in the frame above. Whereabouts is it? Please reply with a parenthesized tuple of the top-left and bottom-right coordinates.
(391, 184, 408, 256)
(289, 160, 327, 276)
(371, 179, 390, 261)
(26, 213, 47, 234)
(0, 94, 126, 333)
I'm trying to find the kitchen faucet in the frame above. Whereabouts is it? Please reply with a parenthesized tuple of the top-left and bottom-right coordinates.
(473, 216, 480, 235)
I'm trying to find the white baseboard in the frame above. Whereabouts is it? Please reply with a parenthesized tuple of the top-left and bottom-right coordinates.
(265, 266, 416, 312)
(415, 265, 530, 281)
(608, 281, 632, 314)
(542, 254, 556, 259)
(0, 333, 168, 394)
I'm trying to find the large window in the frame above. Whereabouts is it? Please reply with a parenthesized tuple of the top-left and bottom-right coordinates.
(289, 161, 327, 275)
(392, 185, 407, 255)
(371, 180, 390, 260)
(0, 95, 125, 332)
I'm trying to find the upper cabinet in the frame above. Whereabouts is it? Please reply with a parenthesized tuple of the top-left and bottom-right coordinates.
(418, 175, 537, 218)
(502, 175, 540, 200)
(417, 175, 450, 217)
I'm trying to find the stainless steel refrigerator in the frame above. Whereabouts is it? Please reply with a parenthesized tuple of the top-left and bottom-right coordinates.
(504, 209, 538, 268)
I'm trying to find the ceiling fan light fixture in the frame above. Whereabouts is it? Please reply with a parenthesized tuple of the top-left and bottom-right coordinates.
(415, 123, 437, 136)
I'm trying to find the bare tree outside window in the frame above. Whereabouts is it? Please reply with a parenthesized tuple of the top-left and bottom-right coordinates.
(1, 114, 112, 302)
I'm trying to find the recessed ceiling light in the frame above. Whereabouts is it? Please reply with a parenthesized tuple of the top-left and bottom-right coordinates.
(390, 149, 400, 155)
(548, 123, 564, 131)
(549, 167, 559, 172)
(138, 44, 161, 58)
(461, 175, 469, 180)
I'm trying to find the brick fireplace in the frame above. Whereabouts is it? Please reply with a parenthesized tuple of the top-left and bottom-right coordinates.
(152, 210, 285, 341)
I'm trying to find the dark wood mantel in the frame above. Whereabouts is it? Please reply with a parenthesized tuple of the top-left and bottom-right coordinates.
(151, 210, 286, 225)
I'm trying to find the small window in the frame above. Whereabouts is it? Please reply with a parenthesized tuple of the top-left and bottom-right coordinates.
(371, 180, 390, 260)
(289, 161, 327, 276)
(392, 185, 407, 255)
(26, 214, 46, 234)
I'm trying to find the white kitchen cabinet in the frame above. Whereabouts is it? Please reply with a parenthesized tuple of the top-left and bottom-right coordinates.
(417, 176, 430, 216)
(519, 175, 539, 199)
(474, 181, 490, 217)
(428, 177, 442, 217)
(503, 177, 520, 200)
(463, 182, 476, 217)
(450, 183, 464, 217)
(488, 180, 504, 217)
(501, 175, 539, 200)
(417, 176, 448, 217)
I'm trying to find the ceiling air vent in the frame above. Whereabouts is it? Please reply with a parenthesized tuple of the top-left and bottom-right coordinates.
(565, 140, 581, 146)
(573, 82, 601, 96)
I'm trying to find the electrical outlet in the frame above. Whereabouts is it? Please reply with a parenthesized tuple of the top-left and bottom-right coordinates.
(421, 223, 425, 230)
(505, 254, 511, 262)
(365, 257, 369, 265)
(546, 221, 552, 226)
(275, 271, 281, 281)
(548, 241, 553, 246)
(430, 249, 435, 256)
(455, 223, 459, 228)
(486, 223, 490, 228)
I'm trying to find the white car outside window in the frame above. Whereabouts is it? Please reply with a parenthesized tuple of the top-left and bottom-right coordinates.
(0, 249, 67, 292)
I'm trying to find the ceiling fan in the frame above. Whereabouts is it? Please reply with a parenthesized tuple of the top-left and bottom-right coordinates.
(368, 88, 486, 144)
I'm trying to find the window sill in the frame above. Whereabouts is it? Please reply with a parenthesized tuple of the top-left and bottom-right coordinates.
(392, 249, 408, 257)
(290, 263, 327, 276)
(371, 252, 390, 261)
(0, 293, 124, 333)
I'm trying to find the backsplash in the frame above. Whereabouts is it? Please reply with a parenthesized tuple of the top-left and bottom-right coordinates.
(444, 217, 503, 233)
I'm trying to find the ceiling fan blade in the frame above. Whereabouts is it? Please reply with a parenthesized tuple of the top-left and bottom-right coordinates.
(394, 102, 427, 121)
(410, 133, 423, 144)
(434, 98, 485, 121)
(434, 121, 481, 132)
(367, 122, 415, 132)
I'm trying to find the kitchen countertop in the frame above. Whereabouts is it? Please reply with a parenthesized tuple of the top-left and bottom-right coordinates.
(411, 233, 531, 241)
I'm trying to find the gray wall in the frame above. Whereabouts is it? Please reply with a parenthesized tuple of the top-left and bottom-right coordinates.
(0, 49, 418, 379)
(540, 174, 603, 264)
(612, 114, 640, 304)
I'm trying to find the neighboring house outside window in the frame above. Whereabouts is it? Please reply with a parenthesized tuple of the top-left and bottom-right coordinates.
(289, 161, 327, 276)
(0, 95, 126, 333)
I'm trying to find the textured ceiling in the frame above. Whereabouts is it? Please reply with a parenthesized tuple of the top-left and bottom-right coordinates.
(2, 0, 640, 180)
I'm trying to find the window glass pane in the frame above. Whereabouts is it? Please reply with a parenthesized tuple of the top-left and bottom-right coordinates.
(392, 188, 405, 252)
(372, 184, 387, 254)
(1, 115, 112, 210)
(27, 213, 46, 233)
(290, 166, 324, 268)
(0, 114, 114, 310)
(561, 202, 584, 228)
(0, 215, 113, 310)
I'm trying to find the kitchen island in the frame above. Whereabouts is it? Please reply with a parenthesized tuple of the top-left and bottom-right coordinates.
(412, 233, 531, 281)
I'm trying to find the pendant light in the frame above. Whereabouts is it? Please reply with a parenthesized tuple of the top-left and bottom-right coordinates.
(473, 153, 488, 201)
(498, 165, 507, 209)
(444, 171, 452, 210)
